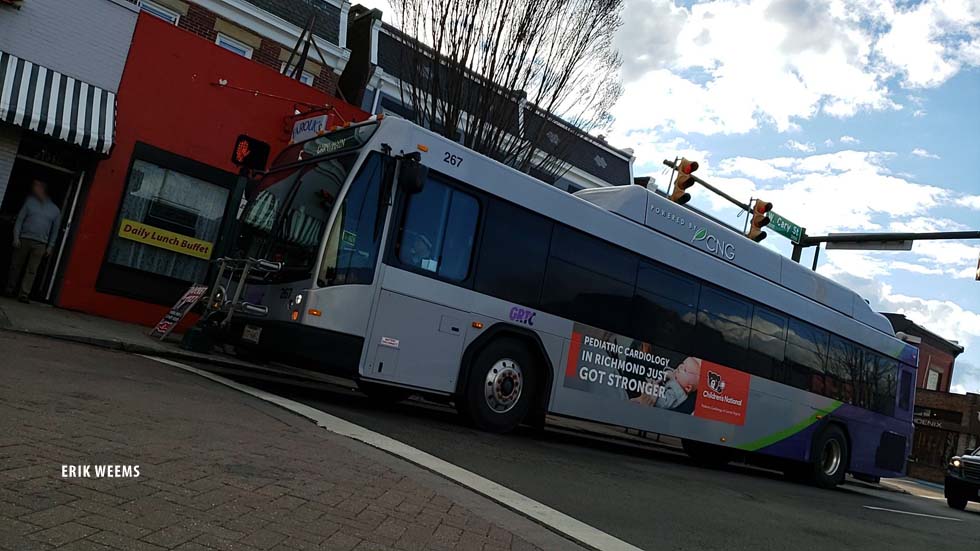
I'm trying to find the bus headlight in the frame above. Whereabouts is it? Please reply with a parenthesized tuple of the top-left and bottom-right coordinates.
(294, 294, 303, 306)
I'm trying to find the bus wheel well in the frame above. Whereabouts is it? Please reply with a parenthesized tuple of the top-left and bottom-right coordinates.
(829, 422, 853, 472)
(457, 324, 554, 427)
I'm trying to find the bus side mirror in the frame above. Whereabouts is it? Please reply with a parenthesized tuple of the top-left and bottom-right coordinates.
(399, 154, 427, 194)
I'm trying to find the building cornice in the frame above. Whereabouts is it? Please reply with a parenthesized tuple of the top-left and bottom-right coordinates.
(194, 0, 351, 73)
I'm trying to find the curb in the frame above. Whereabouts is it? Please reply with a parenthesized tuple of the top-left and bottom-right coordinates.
(845, 477, 910, 495)
(0, 326, 255, 372)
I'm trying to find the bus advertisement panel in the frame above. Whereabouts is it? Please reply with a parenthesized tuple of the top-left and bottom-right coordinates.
(564, 323, 751, 426)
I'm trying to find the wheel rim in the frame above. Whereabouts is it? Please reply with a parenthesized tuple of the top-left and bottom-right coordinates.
(484, 358, 523, 414)
(821, 439, 842, 477)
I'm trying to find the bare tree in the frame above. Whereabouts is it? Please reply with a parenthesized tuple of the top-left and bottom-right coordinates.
(390, 0, 623, 182)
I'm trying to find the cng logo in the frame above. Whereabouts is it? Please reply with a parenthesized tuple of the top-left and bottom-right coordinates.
(693, 226, 736, 261)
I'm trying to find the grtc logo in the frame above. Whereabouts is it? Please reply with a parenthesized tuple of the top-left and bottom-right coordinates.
(707, 371, 726, 394)
(509, 307, 536, 327)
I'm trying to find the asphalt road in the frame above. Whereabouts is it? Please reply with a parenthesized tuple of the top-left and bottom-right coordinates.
(201, 368, 980, 551)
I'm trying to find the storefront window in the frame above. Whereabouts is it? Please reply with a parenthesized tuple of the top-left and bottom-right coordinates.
(105, 159, 229, 284)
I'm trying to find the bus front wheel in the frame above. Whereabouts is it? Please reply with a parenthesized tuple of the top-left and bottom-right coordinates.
(460, 338, 537, 433)
(807, 425, 849, 488)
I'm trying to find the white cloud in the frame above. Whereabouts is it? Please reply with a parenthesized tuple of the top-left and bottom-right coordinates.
(911, 147, 941, 159)
(839, 135, 860, 144)
(912, 109, 928, 117)
(956, 195, 980, 209)
(785, 140, 816, 152)
(875, 0, 980, 88)
(950, 362, 980, 395)
(610, 0, 980, 147)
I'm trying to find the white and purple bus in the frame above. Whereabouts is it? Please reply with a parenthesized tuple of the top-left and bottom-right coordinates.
(228, 116, 918, 488)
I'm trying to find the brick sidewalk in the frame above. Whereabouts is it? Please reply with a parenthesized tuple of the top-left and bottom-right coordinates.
(0, 331, 579, 551)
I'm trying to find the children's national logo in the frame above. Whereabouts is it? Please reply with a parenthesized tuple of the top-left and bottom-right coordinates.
(707, 371, 726, 394)
(694, 361, 750, 426)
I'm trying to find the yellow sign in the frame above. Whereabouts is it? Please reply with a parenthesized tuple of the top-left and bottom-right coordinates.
(117, 219, 214, 260)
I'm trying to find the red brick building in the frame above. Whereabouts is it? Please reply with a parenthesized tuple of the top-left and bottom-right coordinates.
(883, 313, 964, 392)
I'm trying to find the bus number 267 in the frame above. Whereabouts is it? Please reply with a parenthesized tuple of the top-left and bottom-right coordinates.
(443, 152, 463, 167)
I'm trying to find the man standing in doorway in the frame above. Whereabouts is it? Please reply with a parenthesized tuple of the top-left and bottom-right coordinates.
(4, 180, 61, 303)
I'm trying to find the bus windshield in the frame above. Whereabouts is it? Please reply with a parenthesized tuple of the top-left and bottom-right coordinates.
(238, 153, 359, 282)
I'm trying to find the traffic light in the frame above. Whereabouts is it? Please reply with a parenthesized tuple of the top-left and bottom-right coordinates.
(747, 199, 772, 242)
(669, 158, 699, 204)
(231, 135, 271, 171)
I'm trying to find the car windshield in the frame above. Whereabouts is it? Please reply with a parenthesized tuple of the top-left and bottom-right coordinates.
(238, 152, 359, 283)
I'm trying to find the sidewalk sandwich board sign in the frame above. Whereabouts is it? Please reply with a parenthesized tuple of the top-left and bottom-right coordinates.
(149, 284, 208, 340)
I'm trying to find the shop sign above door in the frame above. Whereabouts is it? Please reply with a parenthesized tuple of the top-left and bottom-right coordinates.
(291, 115, 328, 144)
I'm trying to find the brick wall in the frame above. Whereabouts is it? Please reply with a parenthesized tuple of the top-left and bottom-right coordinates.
(159, 2, 339, 96)
(917, 340, 956, 392)
(178, 3, 218, 42)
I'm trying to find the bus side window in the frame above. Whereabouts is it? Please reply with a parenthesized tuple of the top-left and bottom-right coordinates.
(694, 287, 750, 372)
(898, 368, 914, 411)
(473, 199, 553, 309)
(396, 178, 479, 282)
(631, 262, 699, 352)
(786, 319, 829, 392)
(827, 336, 861, 404)
(748, 307, 787, 380)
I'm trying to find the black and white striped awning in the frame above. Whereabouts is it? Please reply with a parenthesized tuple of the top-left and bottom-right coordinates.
(0, 50, 115, 154)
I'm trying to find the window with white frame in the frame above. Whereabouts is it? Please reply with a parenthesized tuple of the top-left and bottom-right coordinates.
(280, 62, 316, 86)
(138, 0, 180, 24)
(216, 33, 254, 59)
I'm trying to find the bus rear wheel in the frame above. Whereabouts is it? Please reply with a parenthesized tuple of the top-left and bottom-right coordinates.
(460, 338, 537, 434)
(807, 425, 849, 488)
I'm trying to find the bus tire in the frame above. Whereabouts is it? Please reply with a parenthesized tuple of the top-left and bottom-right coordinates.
(681, 439, 734, 467)
(357, 381, 413, 405)
(460, 338, 537, 433)
(808, 425, 849, 488)
(946, 495, 968, 510)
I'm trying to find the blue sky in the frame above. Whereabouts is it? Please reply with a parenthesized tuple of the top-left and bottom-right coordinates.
(608, 0, 980, 392)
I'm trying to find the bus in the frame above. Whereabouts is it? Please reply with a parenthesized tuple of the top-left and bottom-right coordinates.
(227, 115, 918, 488)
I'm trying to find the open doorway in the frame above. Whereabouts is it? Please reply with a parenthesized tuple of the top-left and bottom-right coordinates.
(0, 157, 78, 302)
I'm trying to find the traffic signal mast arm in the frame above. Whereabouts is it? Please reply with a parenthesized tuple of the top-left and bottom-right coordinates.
(799, 230, 980, 245)
(663, 159, 751, 212)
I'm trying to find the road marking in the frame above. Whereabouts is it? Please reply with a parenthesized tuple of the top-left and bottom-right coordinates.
(863, 505, 962, 521)
(142, 356, 643, 551)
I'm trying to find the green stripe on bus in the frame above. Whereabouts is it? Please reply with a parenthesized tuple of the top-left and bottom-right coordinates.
(736, 401, 843, 452)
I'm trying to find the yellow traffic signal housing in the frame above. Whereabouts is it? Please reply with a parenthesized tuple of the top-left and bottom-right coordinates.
(748, 199, 772, 242)
(669, 158, 699, 205)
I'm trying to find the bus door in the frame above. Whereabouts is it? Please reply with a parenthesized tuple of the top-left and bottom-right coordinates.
(360, 170, 481, 394)
(362, 283, 468, 394)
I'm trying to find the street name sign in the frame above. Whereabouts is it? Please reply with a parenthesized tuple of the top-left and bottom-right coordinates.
(768, 212, 804, 243)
